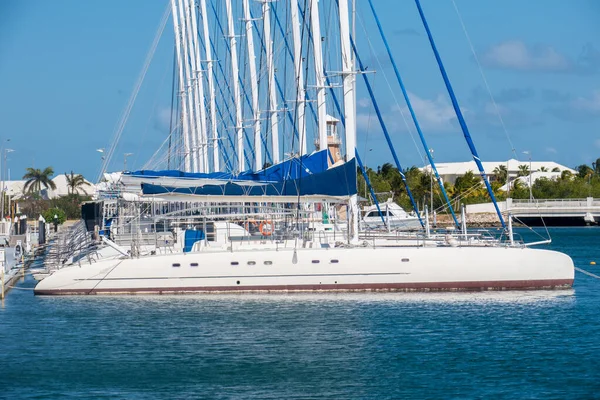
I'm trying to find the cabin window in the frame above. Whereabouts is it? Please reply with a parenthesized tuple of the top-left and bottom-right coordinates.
(401, 258, 409, 262)
(330, 259, 339, 264)
(312, 260, 320, 264)
(172, 263, 181, 267)
(248, 261, 256, 266)
(190, 263, 198, 267)
(231, 261, 239, 266)
(264, 261, 273, 265)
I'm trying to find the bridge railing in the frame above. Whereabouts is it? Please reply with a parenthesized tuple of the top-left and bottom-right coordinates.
(509, 198, 600, 209)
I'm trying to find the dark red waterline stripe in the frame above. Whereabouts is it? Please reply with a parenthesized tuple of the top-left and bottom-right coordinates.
(34, 279, 574, 295)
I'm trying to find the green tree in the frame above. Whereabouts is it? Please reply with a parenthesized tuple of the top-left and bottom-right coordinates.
(492, 165, 508, 185)
(65, 171, 90, 195)
(42, 207, 66, 225)
(593, 158, 600, 175)
(551, 167, 560, 172)
(517, 164, 530, 177)
(23, 167, 56, 195)
(576, 164, 593, 179)
(538, 166, 548, 172)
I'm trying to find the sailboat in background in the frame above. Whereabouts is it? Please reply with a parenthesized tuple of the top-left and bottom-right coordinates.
(34, 0, 574, 295)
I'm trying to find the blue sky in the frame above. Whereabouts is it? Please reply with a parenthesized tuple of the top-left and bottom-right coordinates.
(1, 0, 599, 181)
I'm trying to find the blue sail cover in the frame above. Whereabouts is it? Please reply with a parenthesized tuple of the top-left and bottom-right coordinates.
(142, 158, 357, 198)
(126, 150, 329, 183)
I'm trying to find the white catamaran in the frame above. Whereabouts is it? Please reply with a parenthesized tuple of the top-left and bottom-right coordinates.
(34, 0, 574, 295)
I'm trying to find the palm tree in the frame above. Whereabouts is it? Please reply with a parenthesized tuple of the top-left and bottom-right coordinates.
(538, 166, 548, 172)
(517, 164, 530, 177)
(65, 171, 90, 195)
(492, 165, 508, 185)
(23, 167, 56, 195)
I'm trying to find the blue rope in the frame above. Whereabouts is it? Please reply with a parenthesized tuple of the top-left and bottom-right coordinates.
(356, 150, 386, 225)
(414, 0, 505, 228)
(321, 55, 385, 220)
(368, 0, 459, 228)
(210, 1, 254, 170)
(351, 37, 424, 227)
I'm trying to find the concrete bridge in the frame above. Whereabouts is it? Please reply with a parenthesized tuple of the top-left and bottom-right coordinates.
(466, 197, 600, 226)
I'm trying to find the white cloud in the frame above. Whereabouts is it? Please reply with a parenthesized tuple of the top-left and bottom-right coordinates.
(155, 107, 172, 132)
(571, 90, 600, 114)
(401, 93, 457, 131)
(545, 147, 558, 154)
(481, 40, 570, 72)
(357, 97, 371, 108)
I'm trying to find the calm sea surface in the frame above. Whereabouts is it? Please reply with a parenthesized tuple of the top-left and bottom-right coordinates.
(1, 228, 600, 399)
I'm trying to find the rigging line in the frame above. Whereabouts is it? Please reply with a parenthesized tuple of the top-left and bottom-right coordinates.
(97, 2, 170, 183)
(414, 0, 505, 228)
(295, 2, 320, 128)
(294, 0, 313, 216)
(366, 0, 459, 228)
(132, 41, 174, 172)
(350, 36, 424, 227)
(322, 47, 385, 217)
(250, 11, 273, 166)
(143, 121, 182, 170)
(355, 8, 424, 167)
(450, 0, 517, 159)
(272, 5, 301, 146)
(168, 41, 177, 169)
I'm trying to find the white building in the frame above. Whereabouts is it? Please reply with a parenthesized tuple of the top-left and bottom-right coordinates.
(4, 174, 96, 200)
(420, 159, 576, 185)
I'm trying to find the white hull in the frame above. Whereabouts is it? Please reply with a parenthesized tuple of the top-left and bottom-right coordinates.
(34, 246, 574, 295)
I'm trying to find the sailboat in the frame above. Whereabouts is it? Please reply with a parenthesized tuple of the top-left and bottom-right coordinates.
(34, 0, 573, 295)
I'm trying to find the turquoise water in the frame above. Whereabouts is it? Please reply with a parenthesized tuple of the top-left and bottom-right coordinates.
(1, 228, 599, 399)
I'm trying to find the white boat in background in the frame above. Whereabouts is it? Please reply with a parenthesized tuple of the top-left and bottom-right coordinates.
(362, 199, 422, 231)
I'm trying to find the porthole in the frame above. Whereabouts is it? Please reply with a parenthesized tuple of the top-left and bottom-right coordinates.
(264, 261, 273, 265)
(190, 263, 199, 267)
(330, 259, 339, 264)
(248, 261, 256, 266)
(401, 258, 409, 262)
(312, 260, 320, 264)
(236, 280, 240, 285)
(231, 261, 239, 266)
(172, 263, 181, 267)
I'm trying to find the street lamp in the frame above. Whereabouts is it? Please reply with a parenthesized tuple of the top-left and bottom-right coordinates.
(124, 153, 134, 171)
(523, 151, 533, 201)
(0, 146, 13, 219)
(53, 213, 58, 233)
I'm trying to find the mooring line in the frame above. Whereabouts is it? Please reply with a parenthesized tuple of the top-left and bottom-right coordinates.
(575, 267, 600, 280)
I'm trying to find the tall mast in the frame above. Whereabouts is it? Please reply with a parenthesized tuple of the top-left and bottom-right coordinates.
(171, 0, 192, 172)
(184, 0, 207, 172)
(262, 0, 279, 163)
(243, 0, 262, 171)
(338, 0, 358, 242)
(186, 0, 208, 172)
(290, 0, 307, 155)
(199, 0, 219, 172)
(309, 0, 327, 153)
(177, 0, 199, 172)
(225, 0, 245, 172)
